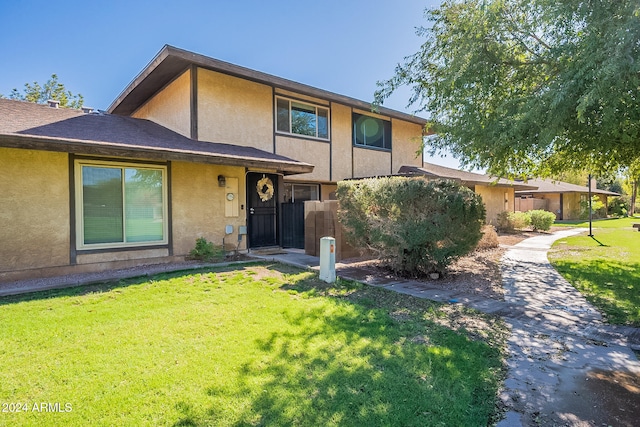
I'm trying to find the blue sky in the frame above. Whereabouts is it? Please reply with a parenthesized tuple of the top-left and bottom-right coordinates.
(0, 0, 464, 168)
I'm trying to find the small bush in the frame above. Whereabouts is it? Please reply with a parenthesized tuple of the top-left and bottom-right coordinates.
(528, 210, 556, 231)
(476, 225, 499, 250)
(496, 211, 514, 232)
(337, 177, 486, 276)
(509, 211, 532, 230)
(189, 237, 225, 262)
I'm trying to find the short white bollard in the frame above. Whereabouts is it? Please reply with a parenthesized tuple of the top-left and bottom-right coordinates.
(319, 236, 336, 283)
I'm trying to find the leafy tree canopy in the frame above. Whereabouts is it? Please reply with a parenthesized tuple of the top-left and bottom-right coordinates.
(375, 0, 640, 178)
(4, 74, 84, 109)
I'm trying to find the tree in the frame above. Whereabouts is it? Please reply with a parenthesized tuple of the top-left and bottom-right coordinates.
(375, 0, 640, 178)
(6, 74, 84, 109)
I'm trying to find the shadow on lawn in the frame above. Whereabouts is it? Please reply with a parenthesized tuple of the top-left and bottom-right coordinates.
(553, 259, 640, 326)
(180, 274, 502, 426)
(0, 263, 503, 426)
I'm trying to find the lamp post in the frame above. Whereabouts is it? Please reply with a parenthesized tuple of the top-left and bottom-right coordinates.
(588, 174, 593, 237)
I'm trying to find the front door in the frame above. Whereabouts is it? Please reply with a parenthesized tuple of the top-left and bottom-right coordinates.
(247, 172, 278, 248)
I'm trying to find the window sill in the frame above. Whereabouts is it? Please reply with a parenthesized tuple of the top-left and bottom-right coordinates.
(353, 144, 392, 152)
(77, 243, 169, 254)
(276, 132, 330, 143)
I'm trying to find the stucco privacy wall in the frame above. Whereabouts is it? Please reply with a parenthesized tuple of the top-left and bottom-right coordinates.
(132, 69, 191, 138)
(0, 148, 69, 272)
(544, 194, 562, 217)
(198, 68, 273, 151)
(391, 119, 423, 173)
(171, 161, 247, 255)
(475, 185, 513, 225)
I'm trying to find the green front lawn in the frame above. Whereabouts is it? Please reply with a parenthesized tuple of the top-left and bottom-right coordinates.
(549, 217, 640, 326)
(0, 264, 506, 426)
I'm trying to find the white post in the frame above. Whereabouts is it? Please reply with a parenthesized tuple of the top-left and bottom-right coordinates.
(319, 236, 336, 283)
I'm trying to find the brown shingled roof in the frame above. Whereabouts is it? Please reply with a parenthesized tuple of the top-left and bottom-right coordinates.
(0, 99, 313, 175)
(399, 163, 536, 191)
(514, 178, 620, 196)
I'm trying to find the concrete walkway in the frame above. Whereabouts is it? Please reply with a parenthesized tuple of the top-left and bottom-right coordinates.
(497, 230, 640, 426)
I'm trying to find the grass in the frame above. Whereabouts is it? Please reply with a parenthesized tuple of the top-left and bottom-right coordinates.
(549, 216, 640, 326)
(0, 263, 507, 427)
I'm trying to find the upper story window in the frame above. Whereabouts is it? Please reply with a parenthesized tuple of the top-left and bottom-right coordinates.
(353, 113, 391, 150)
(276, 97, 329, 140)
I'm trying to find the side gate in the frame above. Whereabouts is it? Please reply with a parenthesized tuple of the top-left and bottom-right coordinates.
(281, 202, 305, 249)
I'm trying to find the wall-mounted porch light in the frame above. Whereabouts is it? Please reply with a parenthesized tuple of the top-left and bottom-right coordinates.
(217, 175, 226, 187)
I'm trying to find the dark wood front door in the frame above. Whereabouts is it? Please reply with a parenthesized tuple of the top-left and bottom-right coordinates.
(247, 173, 278, 248)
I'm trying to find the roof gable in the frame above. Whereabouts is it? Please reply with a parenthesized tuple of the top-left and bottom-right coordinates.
(107, 45, 428, 126)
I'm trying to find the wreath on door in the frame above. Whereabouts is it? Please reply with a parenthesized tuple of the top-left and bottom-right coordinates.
(256, 175, 274, 202)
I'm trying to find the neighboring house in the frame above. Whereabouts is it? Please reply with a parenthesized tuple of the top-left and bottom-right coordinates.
(514, 178, 619, 220)
(0, 45, 427, 281)
(398, 163, 536, 225)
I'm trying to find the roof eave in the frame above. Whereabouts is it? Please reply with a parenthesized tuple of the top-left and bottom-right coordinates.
(0, 133, 314, 175)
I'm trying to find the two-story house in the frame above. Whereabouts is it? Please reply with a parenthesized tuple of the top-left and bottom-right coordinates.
(108, 45, 427, 250)
(0, 45, 427, 282)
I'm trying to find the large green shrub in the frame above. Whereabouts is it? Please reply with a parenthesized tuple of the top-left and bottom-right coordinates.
(336, 177, 486, 276)
(528, 210, 556, 231)
(608, 197, 629, 217)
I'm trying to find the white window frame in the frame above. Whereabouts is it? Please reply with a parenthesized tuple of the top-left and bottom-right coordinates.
(285, 183, 320, 203)
(74, 159, 169, 250)
(275, 96, 330, 140)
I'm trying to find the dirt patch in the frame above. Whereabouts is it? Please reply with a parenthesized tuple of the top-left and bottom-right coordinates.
(439, 247, 505, 300)
(341, 246, 506, 301)
(333, 228, 573, 301)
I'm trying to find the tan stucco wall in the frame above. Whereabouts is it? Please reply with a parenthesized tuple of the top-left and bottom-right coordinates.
(543, 194, 562, 218)
(171, 161, 247, 255)
(276, 135, 330, 182)
(132, 69, 191, 138)
(321, 183, 338, 201)
(198, 68, 273, 151)
(330, 103, 353, 181)
(391, 119, 423, 173)
(353, 147, 392, 178)
(77, 249, 169, 265)
(275, 89, 330, 107)
(0, 148, 69, 272)
(475, 185, 514, 225)
(563, 193, 582, 220)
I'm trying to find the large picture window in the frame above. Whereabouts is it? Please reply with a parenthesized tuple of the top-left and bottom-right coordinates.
(76, 160, 168, 249)
(276, 97, 329, 140)
(353, 113, 392, 150)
